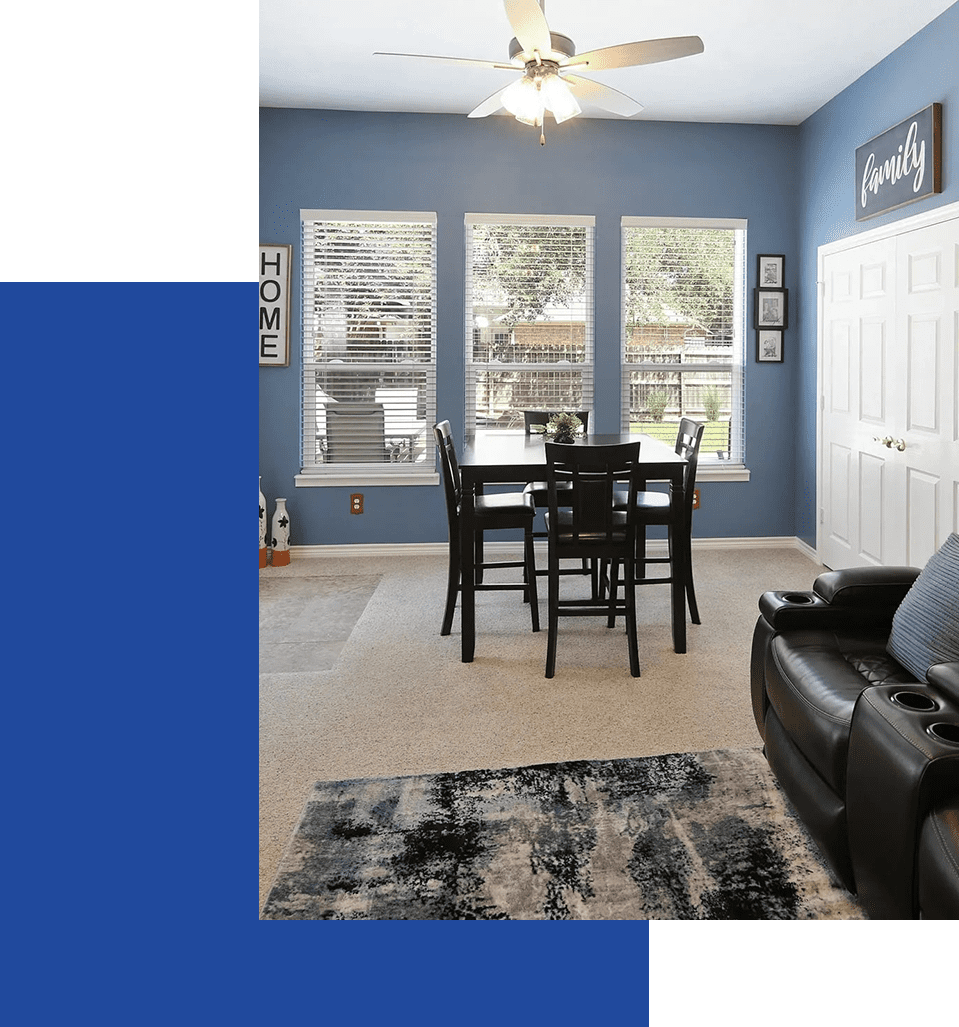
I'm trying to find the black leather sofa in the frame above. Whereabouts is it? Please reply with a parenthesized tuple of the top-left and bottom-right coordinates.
(750, 535, 959, 919)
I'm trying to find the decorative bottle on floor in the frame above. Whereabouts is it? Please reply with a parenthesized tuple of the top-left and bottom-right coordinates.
(259, 476, 268, 568)
(271, 498, 291, 566)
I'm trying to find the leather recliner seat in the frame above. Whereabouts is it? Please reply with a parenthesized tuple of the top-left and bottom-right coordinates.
(751, 552, 959, 919)
(917, 797, 959, 919)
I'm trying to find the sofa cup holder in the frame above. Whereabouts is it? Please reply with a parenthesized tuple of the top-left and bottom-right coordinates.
(890, 690, 939, 713)
(780, 592, 816, 605)
(928, 722, 959, 745)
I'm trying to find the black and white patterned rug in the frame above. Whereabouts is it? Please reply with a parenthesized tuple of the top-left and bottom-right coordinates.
(261, 748, 866, 920)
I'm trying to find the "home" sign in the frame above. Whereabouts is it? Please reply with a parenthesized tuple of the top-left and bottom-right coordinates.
(259, 244, 291, 366)
(855, 104, 942, 221)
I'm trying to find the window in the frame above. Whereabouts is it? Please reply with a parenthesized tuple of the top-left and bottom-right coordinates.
(297, 210, 437, 486)
(622, 217, 746, 467)
(465, 213, 594, 431)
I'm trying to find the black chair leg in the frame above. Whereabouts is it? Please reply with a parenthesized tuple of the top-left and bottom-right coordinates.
(545, 558, 559, 678)
(625, 556, 640, 677)
(636, 525, 647, 580)
(524, 527, 540, 632)
(474, 530, 484, 584)
(607, 559, 620, 629)
(684, 531, 700, 624)
(441, 537, 460, 636)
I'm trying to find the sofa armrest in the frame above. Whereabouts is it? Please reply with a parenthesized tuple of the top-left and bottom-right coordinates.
(756, 565, 920, 633)
(814, 566, 920, 609)
(928, 662, 959, 706)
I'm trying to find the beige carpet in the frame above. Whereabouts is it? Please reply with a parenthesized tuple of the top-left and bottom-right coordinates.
(259, 543, 825, 914)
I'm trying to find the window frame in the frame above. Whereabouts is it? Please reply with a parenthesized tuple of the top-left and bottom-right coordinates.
(294, 209, 439, 488)
(621, 216, 749, 482)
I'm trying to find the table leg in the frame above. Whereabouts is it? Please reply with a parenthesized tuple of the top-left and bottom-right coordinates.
(670, 481, 687, 654)
(461, 478, 477, 662)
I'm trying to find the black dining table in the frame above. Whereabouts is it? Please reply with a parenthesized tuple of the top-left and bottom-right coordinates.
(458, 431, 690, 662)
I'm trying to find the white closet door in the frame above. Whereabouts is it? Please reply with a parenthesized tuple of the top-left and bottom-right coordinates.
(818, 208, 959, 570)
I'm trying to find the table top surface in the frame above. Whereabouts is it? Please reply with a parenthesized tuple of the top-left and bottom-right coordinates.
(461, 431, 686, 479)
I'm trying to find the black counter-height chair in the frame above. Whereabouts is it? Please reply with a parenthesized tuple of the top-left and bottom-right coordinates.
(522, 409, 590, 434)
(614, 417, 705, 624)
(521, 409, 590, 510)
(473, 409, 591, 585)
(434, 420, 539, 637)
(544, 439, 642, 678)
(520, 410, 595, 588)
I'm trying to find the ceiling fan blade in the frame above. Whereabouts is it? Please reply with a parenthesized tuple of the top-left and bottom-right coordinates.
(503, 0, 551, 56)
(373, 52, 515, 71)
(563, 35, 704, 71)
(467, 89, 507, 119)
(563, 74, 644, 117)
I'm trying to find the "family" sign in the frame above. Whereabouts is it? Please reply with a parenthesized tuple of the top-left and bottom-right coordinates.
(855, 104, 942, 221)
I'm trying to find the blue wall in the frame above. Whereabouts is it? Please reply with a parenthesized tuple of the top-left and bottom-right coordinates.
(259, 3, 957, 548)
(794, 2, 959, 546)
(260, 111, 800, 545)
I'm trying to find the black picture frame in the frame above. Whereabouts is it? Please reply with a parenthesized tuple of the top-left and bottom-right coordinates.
(757, 253, 784, 288)
(756, 328, 784, 363)
(754, 288, 788, 329)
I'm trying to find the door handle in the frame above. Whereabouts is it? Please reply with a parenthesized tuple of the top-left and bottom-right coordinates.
(873, 436, 894, 448)
(893, 438, 906, 451)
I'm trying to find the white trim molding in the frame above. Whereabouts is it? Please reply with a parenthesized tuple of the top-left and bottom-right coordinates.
(276, 536, 822, 562)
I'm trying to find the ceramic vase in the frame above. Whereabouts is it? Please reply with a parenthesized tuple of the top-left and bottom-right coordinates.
(259, 477, 268, 568)
(271, 498, 291, 566)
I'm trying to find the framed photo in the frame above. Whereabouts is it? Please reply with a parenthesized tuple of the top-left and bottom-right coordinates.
(754, 288, 788, 329)
(757, 329, 784, 363)
(757, 253, 784, 288)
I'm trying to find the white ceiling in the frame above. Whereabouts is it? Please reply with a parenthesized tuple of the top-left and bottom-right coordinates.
(260, 1, 954, 125)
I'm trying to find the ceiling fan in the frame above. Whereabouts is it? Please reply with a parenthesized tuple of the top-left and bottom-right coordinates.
(374, 0, 704, 144)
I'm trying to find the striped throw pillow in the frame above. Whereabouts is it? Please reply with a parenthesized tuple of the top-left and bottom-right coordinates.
(886, 533, 959, 681)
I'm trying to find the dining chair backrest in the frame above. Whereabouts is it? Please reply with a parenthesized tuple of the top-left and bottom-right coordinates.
(546, 441, 641, 549)
(674, 417, 705, 518)
(326, 403, 387, 463)
(433, 420, 462, 531)
(524, 410, 590, 434)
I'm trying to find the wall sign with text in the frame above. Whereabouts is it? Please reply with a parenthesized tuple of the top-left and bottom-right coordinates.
(855, 104, 942, 221)
(259, 244, 291, 366)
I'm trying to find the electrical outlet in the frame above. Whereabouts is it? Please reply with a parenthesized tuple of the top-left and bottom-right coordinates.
(692, 488, 701, 510)
(350, 493, 364, 514)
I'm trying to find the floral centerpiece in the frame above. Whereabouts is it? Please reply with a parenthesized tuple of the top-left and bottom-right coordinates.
(545, 412, 583, 444)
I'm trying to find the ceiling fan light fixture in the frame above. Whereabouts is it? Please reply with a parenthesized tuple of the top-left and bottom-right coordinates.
(501, 74, 543, 124)
(377, 3, 705, 140)
(541, 74, 581, 124)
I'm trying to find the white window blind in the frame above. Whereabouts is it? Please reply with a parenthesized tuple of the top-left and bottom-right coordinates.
(300, 210, 436, 476)
(465, 213, 594, 431)
(621, 217, 746, 465)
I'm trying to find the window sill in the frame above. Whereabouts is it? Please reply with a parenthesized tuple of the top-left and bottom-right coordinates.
(295, 470, 439, 488)
(695, 464, 750, 482)
(295, 464, 742, 486)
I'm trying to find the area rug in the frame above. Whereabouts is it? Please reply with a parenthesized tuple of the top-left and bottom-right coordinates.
(261, 748, 866, 919)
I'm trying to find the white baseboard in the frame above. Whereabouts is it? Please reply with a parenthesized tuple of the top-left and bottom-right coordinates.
(288, 536, 822, 562)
